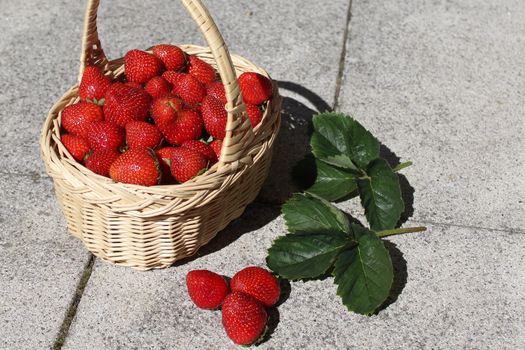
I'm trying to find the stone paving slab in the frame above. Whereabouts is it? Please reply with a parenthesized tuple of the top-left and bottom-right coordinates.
(0, 174, 91, 349)
(337, 0, 525, 231)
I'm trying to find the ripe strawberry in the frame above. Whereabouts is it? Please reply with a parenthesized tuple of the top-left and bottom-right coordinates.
(155, 147, 177, 183)
(210, 139, 222, 161)
(124, 81, 143, 90)
(221, 292, 267, 345)
(186, 270, 229, 310)
(162, 71, 185, 87)
(206, 81, 227, 104)
(201, 95, 227, 140)
(85, 149, 120, 176)
(238, 72, 273, 105)
(181, 140, 217, 164)
(159, 109, 203, 146)
(86, 121, 124, 151)
(144, 76, 172, 99)
(231, 266, 280, 307)
(125, 121, 162, 149)
(174, 74, 206, 105)
(61, 134, 90, 162)
(61, 102, 104, 138)
(79, 66, 111, 102)
(188, 55, 216, 85)
(169, 147, 207, 183)
(124, 49, 164, 83)
(109, 148, 161, 186)
(150, 96, 184, 129)
(104, 83, 151, 127)
(152, 44, 186, 71)
(245, 104, 263, 128)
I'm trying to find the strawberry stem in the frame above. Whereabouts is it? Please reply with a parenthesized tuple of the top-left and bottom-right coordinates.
(376, 226, 427, 238)
(392, 161, 413, 172)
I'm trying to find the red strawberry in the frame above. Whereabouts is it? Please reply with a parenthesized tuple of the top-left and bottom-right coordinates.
(201, 95, 227, 140)
(221, 292, 267, 345)
(188, 55, 216, 85)
(181, 140, 217, 164)
(206, 81, 227, 104)
(238, 72, 273, 105)
(79, 66, 111, 102)
(124, 81, 143, 90)
(152, 44, 186, 71)
(169, 147, 207, 183)
(186, 270, 229, 310)
(210, 139, 222, 161)
(150, 96, 184, 129)
(86, 121, 124, 151)
(124, 49, 164, 83)
(155, 147, 177, 183)
(230, 267, 280, 307)
(61, 134, 90, 162)
(125, 121, 162, 149)
(174, 74, 206, 105)
(162, 71, 185, 87)
(144, 76, 172, 99)
(245, 104, 263, 128)
(85, 149, 120, 176)
(103, 83, 151, 127)
(61, 102, 104, 138)
(109, 148, 160, 186)
(159, 109, 203, 146)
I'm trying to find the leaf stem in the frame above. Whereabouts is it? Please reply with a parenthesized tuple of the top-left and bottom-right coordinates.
(392, 161, 413, 172)
(376, 226, 427, 237)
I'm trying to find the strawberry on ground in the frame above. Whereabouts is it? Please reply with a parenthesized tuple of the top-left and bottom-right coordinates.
(144, 76, 172, 99)
(155, 147, 178, 183)
(124, 49, 164, 83)
(181, 140, 217, 164)
(238, 72, 273, 105)
(125, 121, 163, 149)
(201, 95, 227, 140)
(109, 148, 161, 186)
(209, 139, 223, 161)
(79, 66, 111, 102)
(169, 147, 207, 183)
(186, 270, 229, 310)
(85, 149, 120, 176)
(86, 121, 124, 151)
(152, 44, 186, 71)
(188, 55, 216, 86)
(159, 109, 203, 146)
(221, 292, 268, 345)
(61, 134, 90, 162)
(61, 102, 104, 138)
(104, 83, 151, 127)
(150, 96, 184, 129)
(245, 104, 263, 128)
(206, 81, 227, 104)
(231, 266, 280, 307)
(173, 73, 206, 106)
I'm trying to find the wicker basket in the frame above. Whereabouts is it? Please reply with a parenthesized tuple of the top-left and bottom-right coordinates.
(39, 0, 281, 270)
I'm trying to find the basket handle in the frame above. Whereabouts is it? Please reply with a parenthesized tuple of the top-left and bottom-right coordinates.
(79, 0, 254, 170)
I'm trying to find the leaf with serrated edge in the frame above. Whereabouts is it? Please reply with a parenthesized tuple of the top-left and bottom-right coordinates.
(282, 193, 350, 234)
(267, 232, 350, 280)
(334, 224, 393, 315)
(357, 158, 404, 231)
(307, 159, 357, 201)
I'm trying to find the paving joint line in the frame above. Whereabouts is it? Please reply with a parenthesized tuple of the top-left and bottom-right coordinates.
(332, 0, 353, 111)
(0, 170, 47, 180)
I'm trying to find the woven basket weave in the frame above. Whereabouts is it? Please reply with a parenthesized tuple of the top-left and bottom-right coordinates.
(39, 0, 281, 270)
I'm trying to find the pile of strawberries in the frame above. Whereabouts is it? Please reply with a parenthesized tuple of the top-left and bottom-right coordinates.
(60, 44, 273, 186)
(186, 266, 281, 345)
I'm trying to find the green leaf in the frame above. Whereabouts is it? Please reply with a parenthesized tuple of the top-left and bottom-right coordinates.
(333, 224, 393, 315)
(267, 232, 351, 280)
(306, 159, 357, 201)
(357, 158, 404, 231)
(310, 113, 380, 170)
(282, 193, 350, 234)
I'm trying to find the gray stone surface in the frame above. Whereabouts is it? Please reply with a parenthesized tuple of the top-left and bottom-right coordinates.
(0, 174, 90, 349)
(337, 0, 525, 231)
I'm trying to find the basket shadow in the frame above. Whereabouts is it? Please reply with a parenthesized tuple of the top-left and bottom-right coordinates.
(375, 240, 408, 314)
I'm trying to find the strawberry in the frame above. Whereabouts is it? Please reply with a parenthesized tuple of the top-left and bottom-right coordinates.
(181, 140, 217, 164)
(188, 55, 216, 85)
(221, 292, 267, 345)
(125, 121, 162, 149)
(124, 81, 143, 90)
(186, 270, 229, 310)
(152, 44, 186, 71)
(61, 134, 90, 162)
(85, 149, 120, 176)
(144, 76, 172, 99)
(201, 95, 227, 140)
(174, 73, 206, 105)
(162, 71, 185, 87)
(245, 104, 263, 128)
(155, 147, 177, 183)
(159, 109, 203, 146)
(210, 139, 222, 161)
(79, 66, 111, 102)
(169, 147, 207, 183)
(150, 96, 184, 129)
(230, 267, 280, 307)
(124, 49, 164, 83)
(61, 102, 104, 138)
(109, 148, 161, 186)
(86, 121, 124, 151)
(238, 72, 273, 105)
(206, 81, 227, 104)
(103, 83, 151, 127)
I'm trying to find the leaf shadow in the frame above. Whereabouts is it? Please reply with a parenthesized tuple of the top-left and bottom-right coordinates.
(375, 240, 408, 314)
